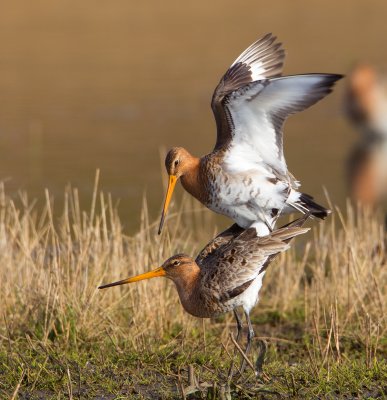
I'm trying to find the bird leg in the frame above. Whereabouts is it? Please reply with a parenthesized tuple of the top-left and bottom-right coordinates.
(255, 339, 267, 375)
(240, 312, 267, 377)
(227, 309, 243, 381)
(234, 309, 243, 342)
(239, 312, 255, 374)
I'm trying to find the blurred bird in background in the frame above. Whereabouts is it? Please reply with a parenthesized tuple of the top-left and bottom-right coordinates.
(345, 64, 387, 211)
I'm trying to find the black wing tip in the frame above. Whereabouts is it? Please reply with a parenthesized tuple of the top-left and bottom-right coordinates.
(260, 32, 282, 47)
(303, 74, 344, 89)
(325, 73, 345, 83)
(319, 74, 345, 88)
(261, 32, 276, 42)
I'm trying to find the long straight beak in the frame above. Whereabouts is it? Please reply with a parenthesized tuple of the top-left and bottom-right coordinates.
(158, 175, 177, 234)
(98, 266, 166, 289)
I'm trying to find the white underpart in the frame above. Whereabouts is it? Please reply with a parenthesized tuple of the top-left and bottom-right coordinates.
(233, 272, 265, 314)
(210, 134, 292, 231)
(209, 150, 293, 231)
(249, 221, 271, 237)
(209, 157, 291, 231)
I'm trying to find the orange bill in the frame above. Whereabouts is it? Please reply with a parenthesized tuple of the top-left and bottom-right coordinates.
(98, 266, 166, 289)
(158, 174, 177, 234)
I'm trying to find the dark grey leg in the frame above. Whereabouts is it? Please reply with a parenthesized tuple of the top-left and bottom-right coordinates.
(239, 311, 255, 374)
(234, 309, 243, 342)
(227, 309, 244, 380)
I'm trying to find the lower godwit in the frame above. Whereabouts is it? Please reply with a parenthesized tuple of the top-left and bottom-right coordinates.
(99, 216, 309, 374)
(345, 64, 387, 207)
(158, 33, 342, 236)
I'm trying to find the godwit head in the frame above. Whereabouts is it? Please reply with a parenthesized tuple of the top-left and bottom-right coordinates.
(99, 253, 200, 304)
(158, 147, 199, 234)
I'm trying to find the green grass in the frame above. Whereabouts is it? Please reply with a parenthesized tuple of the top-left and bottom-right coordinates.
(1, 311, 387, 399)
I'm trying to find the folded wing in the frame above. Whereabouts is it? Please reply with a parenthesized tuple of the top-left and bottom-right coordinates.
(198, 222, 309, 303)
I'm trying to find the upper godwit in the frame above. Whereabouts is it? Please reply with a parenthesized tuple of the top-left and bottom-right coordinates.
(158, 33, 342, 236)
(345, 64, 387, 208)
(99, 216, 309, 374)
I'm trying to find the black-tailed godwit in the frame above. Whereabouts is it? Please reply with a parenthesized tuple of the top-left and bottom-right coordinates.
(99, 216, 309, 374)
(158, 33, 342, 236)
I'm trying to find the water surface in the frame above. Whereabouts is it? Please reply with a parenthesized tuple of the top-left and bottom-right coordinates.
(1, 1, 386, 231)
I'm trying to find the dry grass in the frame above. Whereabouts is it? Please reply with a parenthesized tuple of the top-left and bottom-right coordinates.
(263, 203, 386, 359)
(0, 173, 219, 347)
(0, 174, 386, 398)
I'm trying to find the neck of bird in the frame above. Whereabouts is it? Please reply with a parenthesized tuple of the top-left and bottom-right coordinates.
(172, 271, 204, 318)
(180, 156, 205, 203)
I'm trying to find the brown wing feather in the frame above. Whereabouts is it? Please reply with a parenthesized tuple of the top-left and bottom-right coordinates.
(195, 223, 243, 265)
(257, 215, 311, 274)
(198, 219, 310, 303)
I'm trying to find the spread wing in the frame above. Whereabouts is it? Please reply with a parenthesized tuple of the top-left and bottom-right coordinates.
(212, 33, 285, 151)
(219, 74, 343, 176)
(197, 221, 309, 302)
(211, 33, 343, 176)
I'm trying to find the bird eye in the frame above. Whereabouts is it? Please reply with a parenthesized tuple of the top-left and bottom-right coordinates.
(174, 160, 179, 167)
(172, 260, 180, 266)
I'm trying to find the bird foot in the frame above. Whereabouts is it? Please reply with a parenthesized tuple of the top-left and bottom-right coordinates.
(179, 364, 213, 397)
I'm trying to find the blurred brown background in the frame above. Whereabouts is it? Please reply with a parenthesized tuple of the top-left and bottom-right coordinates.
(0, 1, 386, 231)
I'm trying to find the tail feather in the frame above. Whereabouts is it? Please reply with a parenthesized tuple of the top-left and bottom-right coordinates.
(299, 193, 330, 219)
(257, 217, 310, 274)
(268, 223, 310, 243)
